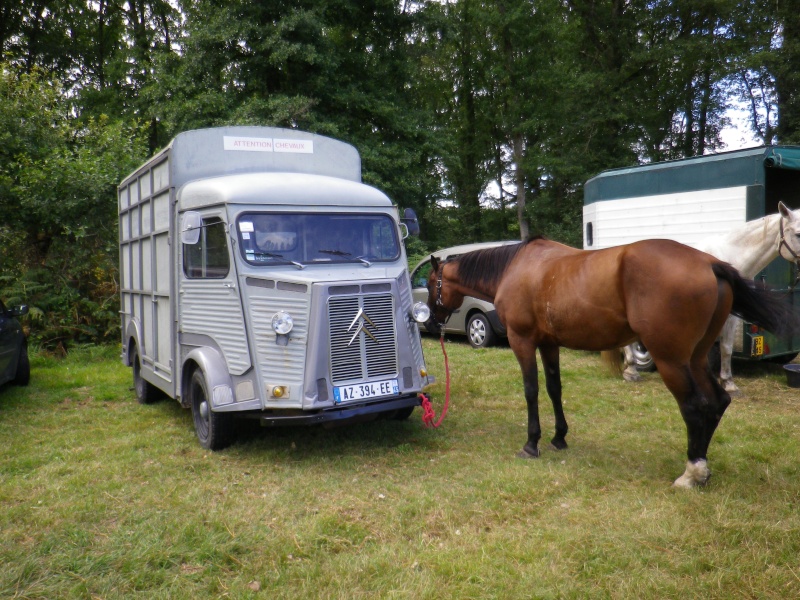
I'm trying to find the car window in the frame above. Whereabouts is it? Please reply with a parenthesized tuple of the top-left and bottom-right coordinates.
(183, 217, 230, 279)
(411, 261, 432, 288)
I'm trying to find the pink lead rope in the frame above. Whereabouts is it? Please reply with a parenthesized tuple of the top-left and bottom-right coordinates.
(419, 334, 450, 428)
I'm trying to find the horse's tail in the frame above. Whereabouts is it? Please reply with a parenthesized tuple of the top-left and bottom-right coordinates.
(600, 349, 624, 375)
(712, 262, 798, 336)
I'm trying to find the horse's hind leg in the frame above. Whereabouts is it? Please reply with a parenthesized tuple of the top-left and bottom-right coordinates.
(652, 285, 733, 488)
(540, 345, 569, 450)
(653, 361, 715, 488)
(717, 317, 740, 396)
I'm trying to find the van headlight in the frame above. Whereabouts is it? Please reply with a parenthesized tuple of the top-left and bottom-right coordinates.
(271, 311, 294, 335)
(411, 302, 431, 323)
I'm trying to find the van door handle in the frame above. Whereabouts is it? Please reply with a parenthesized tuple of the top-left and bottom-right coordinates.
(223, 283, 236, 289)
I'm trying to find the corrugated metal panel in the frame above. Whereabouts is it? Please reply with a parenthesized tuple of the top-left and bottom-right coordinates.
(328, 294, 398, 385)
(397, 273, 426, 384)
(180, 281, 251, 375)
(250, 293, 309, 385)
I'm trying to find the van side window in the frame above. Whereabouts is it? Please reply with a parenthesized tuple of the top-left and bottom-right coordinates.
(183, 217, 230, 279)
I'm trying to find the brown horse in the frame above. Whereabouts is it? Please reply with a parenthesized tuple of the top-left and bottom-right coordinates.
(425, 237, 795, 488)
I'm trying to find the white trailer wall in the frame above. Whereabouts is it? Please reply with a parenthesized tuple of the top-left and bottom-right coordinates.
(583, 186, 748, 250)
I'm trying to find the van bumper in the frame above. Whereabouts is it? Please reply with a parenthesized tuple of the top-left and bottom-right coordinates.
(252, 394, 422, 427)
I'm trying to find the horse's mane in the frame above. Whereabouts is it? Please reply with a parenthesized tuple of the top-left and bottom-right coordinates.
(451, 236, 542, 290)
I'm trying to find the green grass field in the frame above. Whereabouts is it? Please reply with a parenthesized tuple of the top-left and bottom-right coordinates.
(2, 339, 799, 599)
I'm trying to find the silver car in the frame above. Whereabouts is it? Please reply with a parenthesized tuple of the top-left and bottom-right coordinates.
(410, 241, 517, 348)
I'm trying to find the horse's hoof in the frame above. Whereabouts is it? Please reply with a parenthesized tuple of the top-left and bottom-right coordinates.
(623, 370, 642, 383)
(550, 439, 568, 451)
(672, 459, 711, 489)
(516, 447, 540, 459)
(725, 385, 743, 397)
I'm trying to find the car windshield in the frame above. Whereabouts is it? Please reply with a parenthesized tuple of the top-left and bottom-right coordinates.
(236, 212, 400, 266)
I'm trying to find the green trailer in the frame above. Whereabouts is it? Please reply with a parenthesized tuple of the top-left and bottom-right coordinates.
(583, 146, 800, 362)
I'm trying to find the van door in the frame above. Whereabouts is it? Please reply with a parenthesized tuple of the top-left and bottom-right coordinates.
(179, 213, 251, 375)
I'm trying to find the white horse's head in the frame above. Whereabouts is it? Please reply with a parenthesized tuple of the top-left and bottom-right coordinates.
(778, 202, 800, 263)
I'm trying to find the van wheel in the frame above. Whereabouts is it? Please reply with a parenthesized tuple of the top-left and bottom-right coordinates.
(467, 313, 497, 348)
(393, 406, 415, 421)
(13, 342, 30, 386)
(132, 346, 158, 404)
(190, 369, 234, 451)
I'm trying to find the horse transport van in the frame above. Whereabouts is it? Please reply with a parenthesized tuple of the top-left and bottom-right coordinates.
(583, 146, 800, 362)
(118, 126, 433, 449)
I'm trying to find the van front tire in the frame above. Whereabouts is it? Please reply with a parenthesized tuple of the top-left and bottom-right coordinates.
(190, 369, 234, 450)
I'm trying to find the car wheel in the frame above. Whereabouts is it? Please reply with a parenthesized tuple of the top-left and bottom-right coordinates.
(190, 369, 234, 450)
(467, 313, 497, 349)
(132, 346, 159, 404)
(13, 342, 30, 386)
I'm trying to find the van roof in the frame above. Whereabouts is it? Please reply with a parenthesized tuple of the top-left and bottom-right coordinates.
(178, 172, 393, 210)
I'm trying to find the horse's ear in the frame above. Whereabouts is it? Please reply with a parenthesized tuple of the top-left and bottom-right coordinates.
(779, 201, 795, 221)
(430, 255, 439, 272)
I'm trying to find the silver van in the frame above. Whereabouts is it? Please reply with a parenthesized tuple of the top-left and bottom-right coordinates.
(119, 127, 433, 449)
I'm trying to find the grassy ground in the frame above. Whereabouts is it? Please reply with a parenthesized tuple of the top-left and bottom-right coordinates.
(1, 339, 800, 599)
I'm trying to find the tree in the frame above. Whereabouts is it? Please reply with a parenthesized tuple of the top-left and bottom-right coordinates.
(0, 63, 147, 347)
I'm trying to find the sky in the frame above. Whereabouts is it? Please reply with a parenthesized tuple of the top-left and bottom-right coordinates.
(719, 102, 762, 152)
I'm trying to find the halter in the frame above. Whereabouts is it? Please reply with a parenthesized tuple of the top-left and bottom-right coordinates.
(778, 216, 800, 264)
(431, 262, 454, 330)
(778, 216, 800, 290)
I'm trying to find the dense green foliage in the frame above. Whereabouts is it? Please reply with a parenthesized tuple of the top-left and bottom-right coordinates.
(1, 0, 798, 346)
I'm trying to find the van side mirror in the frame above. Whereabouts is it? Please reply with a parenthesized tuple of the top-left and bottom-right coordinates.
(401, 208, 420, 237)
(180, 211, 202, 245)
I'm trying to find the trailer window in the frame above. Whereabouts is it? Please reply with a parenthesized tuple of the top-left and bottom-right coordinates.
(237, 213, 400, 266)
(183, 217, 230, 278)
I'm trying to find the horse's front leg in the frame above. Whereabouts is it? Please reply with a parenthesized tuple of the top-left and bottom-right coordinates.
(718, 317, 740, 396)
(622, 344, 642, 382)
(510, 336, 542, 458)
(539, 344, 569, 450)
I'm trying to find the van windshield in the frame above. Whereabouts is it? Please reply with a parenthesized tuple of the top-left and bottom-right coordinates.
(236, 212, 400, 266)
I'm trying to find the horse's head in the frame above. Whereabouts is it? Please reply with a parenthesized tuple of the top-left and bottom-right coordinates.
(425, 255, 466, 334)
(778, 201, 800, 263)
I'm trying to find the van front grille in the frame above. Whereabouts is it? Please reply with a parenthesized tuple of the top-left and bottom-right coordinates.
(328, 294, 398, 385)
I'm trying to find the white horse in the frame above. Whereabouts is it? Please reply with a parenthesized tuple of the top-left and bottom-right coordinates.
(622, 201, 800, 394)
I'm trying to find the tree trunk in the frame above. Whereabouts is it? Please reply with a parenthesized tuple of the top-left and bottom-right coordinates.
(513, 132, 528, 240)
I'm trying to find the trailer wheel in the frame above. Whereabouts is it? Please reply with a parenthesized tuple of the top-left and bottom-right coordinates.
(190, 369, 234, 451)
(631, 341, 656, 372)
(132, 346, 159, 404)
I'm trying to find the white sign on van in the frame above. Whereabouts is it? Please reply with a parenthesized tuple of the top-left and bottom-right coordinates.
(223, 136, 314, 154)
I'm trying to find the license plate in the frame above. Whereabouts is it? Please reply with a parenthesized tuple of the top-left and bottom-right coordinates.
(752, 335, 764, 356)
(334, 379, 399, 403)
